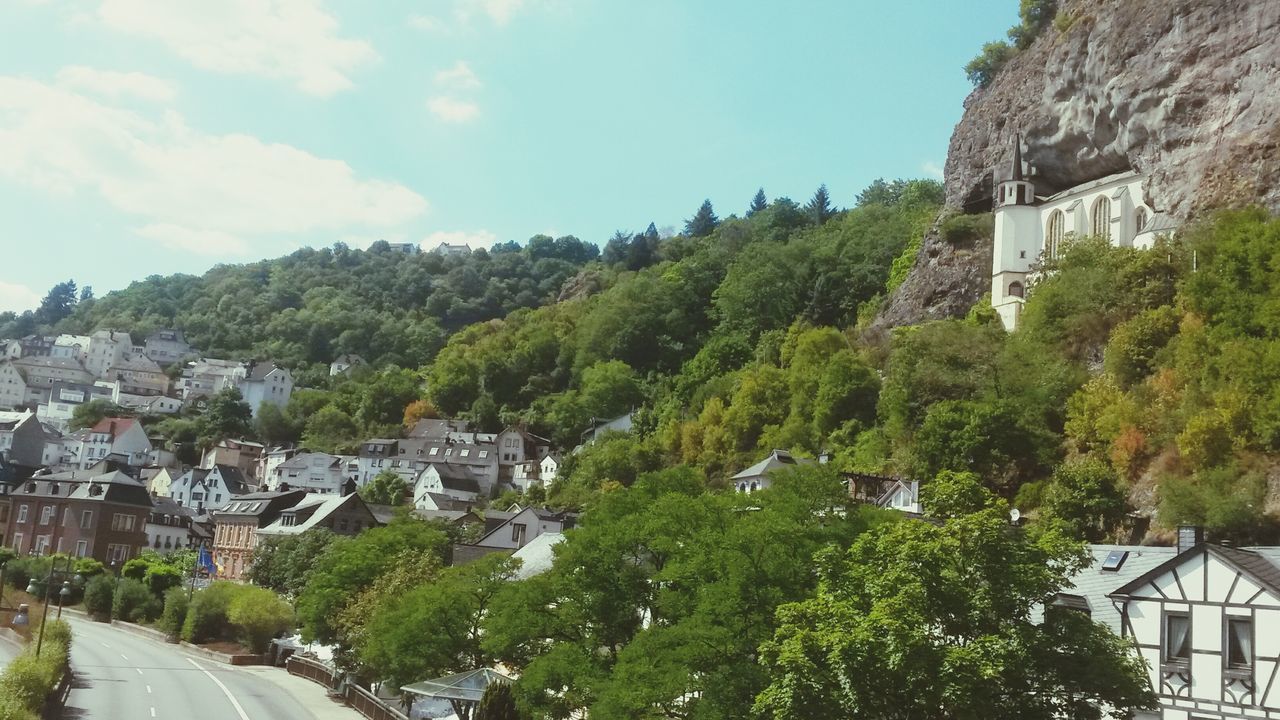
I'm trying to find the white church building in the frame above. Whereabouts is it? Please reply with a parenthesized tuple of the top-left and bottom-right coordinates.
(990, 136, 1176, 330)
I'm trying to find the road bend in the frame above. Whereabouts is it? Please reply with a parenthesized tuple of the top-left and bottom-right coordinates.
(63, 616, 320, 720)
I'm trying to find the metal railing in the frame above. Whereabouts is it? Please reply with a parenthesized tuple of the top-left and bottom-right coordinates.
(285, 655, 408, 720)
(346, 684, 410, 720)
(285, 655, 339, 690)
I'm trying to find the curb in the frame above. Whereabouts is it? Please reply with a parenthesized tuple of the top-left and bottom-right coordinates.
(0, 626, 24, 651)
(110, 620, 177, 645)
(179, 641, 266, 666)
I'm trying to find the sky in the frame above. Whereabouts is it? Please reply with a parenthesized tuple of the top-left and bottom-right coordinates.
(0, 0, 1015, 314)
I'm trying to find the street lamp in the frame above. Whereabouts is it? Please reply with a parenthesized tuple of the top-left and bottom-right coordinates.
(57, 581, 71, 619)
(30, 554, 76, 657)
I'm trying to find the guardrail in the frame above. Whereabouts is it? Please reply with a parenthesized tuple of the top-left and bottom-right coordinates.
(285, 655, 409, 720)
(346, 684, 409, 720)
(286, 654, 340, 690)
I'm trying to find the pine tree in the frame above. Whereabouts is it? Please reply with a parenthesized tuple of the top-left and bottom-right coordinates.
(475, 681, 523, 720)
(805, 184, 835, 225)
(684, 199, 719, 238)
(79, 285, 94, 303)
(35, 279, 77, 326)
(748, 188, 768, 216)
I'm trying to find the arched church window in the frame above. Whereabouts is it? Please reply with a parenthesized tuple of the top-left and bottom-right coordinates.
(750, 481, 759, 493)
(1091, 197, 1111, 239)
(1045, 210, 1064, 258)
(1008, 281, 1024, 298)
(1134, 207, 1148, 235)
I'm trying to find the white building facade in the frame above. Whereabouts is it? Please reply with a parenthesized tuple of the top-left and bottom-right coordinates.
(990, 137, 1173, 331)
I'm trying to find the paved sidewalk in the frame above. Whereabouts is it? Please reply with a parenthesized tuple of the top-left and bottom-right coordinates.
(235, 664, 363, 720)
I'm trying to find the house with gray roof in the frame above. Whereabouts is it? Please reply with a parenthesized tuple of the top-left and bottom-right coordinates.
(730, 449, 814, 494)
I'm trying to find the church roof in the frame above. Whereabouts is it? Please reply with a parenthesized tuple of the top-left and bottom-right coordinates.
(1009, 133, 1024, 182)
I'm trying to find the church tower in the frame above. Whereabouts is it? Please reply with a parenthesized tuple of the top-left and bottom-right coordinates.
(991, 134, 1039, 331)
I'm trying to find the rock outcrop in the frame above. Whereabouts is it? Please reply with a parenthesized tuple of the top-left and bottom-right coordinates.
(877, 0, 1280, 329)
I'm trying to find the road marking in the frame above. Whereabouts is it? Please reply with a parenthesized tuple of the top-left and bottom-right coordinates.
(150, 708, 156, 718)
(187, 658, 250, 720)
(137, 668, 144, 675)
(121, 653, 130, 661)
(100, 642, 111, 648)
(146, 685, 152, 694)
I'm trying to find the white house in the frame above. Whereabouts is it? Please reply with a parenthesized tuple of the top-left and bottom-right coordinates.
(106, 353, 169, 396)
(145, 496, 198, 554)
(329, 354, 366, 376)
(84, 330, 133, 378)
(270, 452, 353, 494)
(1061, 529, 1280, 720)
(36, 382, 112, 430)
(239, 362, 292, 419)
(357, 439, 419, 486)
(50, 334, 91, 362)
(539, 453, 561, 486)
(179, 358, 244, 401)
(0, 361, 28, 410)
(13, 356, 95, 404)
(876, 479, 922, 514)
(79, 417, 152, 469)
(989, 136, 1178, 331)
(413, 463, 481, 506)
(143, 329, 191, 367)
(731, 449, 813, 494)
(471, 506, 575, 551)
(168, 464, 251, 513)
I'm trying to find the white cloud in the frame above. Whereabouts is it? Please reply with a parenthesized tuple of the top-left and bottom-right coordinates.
(0, 281, 41, 314)
(423, 229, 496, 249)
(427, 96, 480, 123)
(462, 0, 526, 25)
(408, 13, 445, 32)
(96, 0, 377, 96)
(922, 161, 945, 181)
(55, 66, 177, 103)
(412, 0, 531, 30)
(0, 75, 428, 258)
(434, 61, 481, 90)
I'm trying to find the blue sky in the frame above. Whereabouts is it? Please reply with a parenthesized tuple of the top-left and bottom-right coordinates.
(0, 0, 1014, 313)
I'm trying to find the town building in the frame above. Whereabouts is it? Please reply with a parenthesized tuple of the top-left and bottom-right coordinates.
(36, 381, 112, 430)
(0, 362, 29, 411)
(1062, 528, 1280, 720)
(413, 463, 482, 506)
(200, 438, 265, 482)
(13, 356, 95, 403)
(990, 136, 1177, 331)
(168, 464, 251, 513)
(84, 330, 134, 378)
(50, 334, 91, 362)
(105, 353, 169, 396)
(210, 489, 306, 581)
(179, 358, 245, 401)
(257, 492, 379, 541)
(384, 242, 420, 255)
(0, 411, 60, 469)
(259, 446, 301, 485)
(0, 469, 152, 564)
(469, 505, 576, 552)
(142, 329, 191, 367)
(238, 362, 292, 419)
(5, 335, 55, 359)
(730, 449, 814, 494)
(79, 417, 152, 469)
(145, 495, 200, 554)
(329, 353, 366, 376)
(432, 242, 471, 257)
(269, 452, 354, 494)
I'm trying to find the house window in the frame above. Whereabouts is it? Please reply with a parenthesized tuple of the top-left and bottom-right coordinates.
(81, 510, 93, 529)
(1164, 612, 1191, 664)
(111, 513, 136, 532)
(1135, 207, 1148, 236)
(39, 506, 55, 525)
(1008, 281, 1024, 299)
(11, 533, 23, 552)
(1091, 196, 1111, 239)
(75, 540, 88, 557)
(16, 505, 28, 523)
(107, 543, 130, 563)
(1226, 617, 1253, 670)
(511, 523, 527, 546)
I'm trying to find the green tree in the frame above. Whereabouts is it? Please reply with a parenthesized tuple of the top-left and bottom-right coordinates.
(256, 401, 299, 445)
(247, 529, 337, 597)
(35, 279, 77, 326)
(748, 188, 768, 216)
(803, 183, 835, 225)
(684, 199, 719, 238)
(69, 400, 132, 430)
(302, 405, 360, 454)
(1040, 458, 1127, 542)
(755, 472, 1156, 720)
(195, 388, 255, 449)
(476, 682, 523, 720)
(964, 40, 1015, 88)
(361, 470, 408, 506)
(228, 585, 294, 653)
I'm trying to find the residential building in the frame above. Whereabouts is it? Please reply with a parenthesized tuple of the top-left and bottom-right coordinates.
(147, 466, 182, 497)
(200, 438, 264, 481)
(168, 464, 251, 513)
(0, 361, 28, 410)
(239, 362, 292, 419)
(13, 356, 95, 403)
(357, 439, 413, 485)
(210, 489, 306, 581)
(731, 449, 814, 494)
(470, 506, 576, 552)
(873, 478, 923, 514)
(50, 334, 91, 362)
(269, 452, 353, 494)
(512, 531, 565, 580)
(36, 381, 112, 430)
(79, 417, 152, 469)
(539, 453, 561, 486)
(0, 411, 59, 469)
(432, 242, 471, 257)
(414, 463, 482, 506)
(407, 418, 472, 439)
(105, 353, 169, 396)
(1061, 529, 1280, 719)
(143, 329, 191, 367)
(5, 335, 55, 359)
(513, 452, 561, 493)
(0, 470, 152, 564)
(580, 412, 633, 447)
(416, 491, 474, 512)
(401, 439, 499, 495)
(257, 492, 379, 541)
(384, 242, 420, 255)
(259, 446, 301, 485)
(495, 426, 552, 469)
(329, 354, 366, 376)
(145, 495, 199, 554)
(84, 330, 133, 378)
(179, 358, 245, 401)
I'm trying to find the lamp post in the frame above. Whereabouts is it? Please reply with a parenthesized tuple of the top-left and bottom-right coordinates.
(26, 555, 82, 657)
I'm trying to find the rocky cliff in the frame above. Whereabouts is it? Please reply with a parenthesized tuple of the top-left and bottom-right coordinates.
(876, 0, 1280, 329)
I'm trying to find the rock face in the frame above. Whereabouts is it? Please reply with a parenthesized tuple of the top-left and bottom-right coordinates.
(877, 0, 1280, 329)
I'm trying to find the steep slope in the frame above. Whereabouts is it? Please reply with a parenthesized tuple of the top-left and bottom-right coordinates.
(878, 0, 1280, 328)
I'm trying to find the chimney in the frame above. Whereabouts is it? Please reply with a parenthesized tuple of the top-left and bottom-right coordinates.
(1177, 525, 1204, 555)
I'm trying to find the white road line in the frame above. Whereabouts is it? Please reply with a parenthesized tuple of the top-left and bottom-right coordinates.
(100, 642, 111, 648)
(146, 685, 153, 694)
(186, 658, 251, 720)
(121, 653, 130, 661)
(137, 668, 145, 675)
(150, 708, 156, 718)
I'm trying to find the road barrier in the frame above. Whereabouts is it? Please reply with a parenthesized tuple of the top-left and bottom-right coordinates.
(285, 655, 409, 720)
(286, 654, 340, 689)
(346, 684, 409, 720)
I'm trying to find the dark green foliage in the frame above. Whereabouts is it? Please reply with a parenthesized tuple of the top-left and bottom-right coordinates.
(160, 587, 190, 639)
(684, 199, 719, 237)
(803, 183, 835, 225)
(83, 574, 115, 620)
(1159, 465, 1269, 544)
(748, 188, 768, 216)
(182, 581, 239, 643)
(69, 399, 133, 430)
(195, 388, 255, 449)
(113, 578, 160, 623)
(361, 470, 409, 506)
(1040, 458, 1126, 542)
(36, 280, 78, 326)
(965, 40, 1016, 88)
(475, 682, 523, 720)
(247, 529, 337, 597)
(939, 212, 994, 245)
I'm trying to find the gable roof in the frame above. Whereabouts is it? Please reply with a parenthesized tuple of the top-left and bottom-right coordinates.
(210, 463, 251, 494)
(246, 362, 288, 382)
(1060, 544, 1178, 633)
(731, 449, 813, 481)
(425, 463, 481, 494)
(258, 493, 372, 536)
(89, 417, 140, 438)
(1108, 543, 1280, 603)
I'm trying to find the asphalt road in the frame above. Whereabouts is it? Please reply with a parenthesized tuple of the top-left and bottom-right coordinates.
(63, 617, 324, 720)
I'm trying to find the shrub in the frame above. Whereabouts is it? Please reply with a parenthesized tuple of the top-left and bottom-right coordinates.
(939, 213, 994, 246)
(182, 581, 239, 644)
(121, 557, 150, 581)
(476, 681, 524, 720)
(83, 574, 115, 620)
(0, 621, 69, 717)
(113, 578, 159, 623)
(145, 565, 184, 597)
(73, 558, 105, 578)
(964, 41, 1016, 88)
(227, 585, 294, 653)
(159, 587, 190, 639)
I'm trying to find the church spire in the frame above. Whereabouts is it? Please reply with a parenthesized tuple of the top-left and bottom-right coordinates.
(1010, 132, 1024, 182)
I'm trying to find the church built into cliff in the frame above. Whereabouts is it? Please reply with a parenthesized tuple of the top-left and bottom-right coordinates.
(990, 137, 1176, 330)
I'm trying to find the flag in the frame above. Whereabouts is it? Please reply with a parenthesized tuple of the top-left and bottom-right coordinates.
(198, 546, 217, 577)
